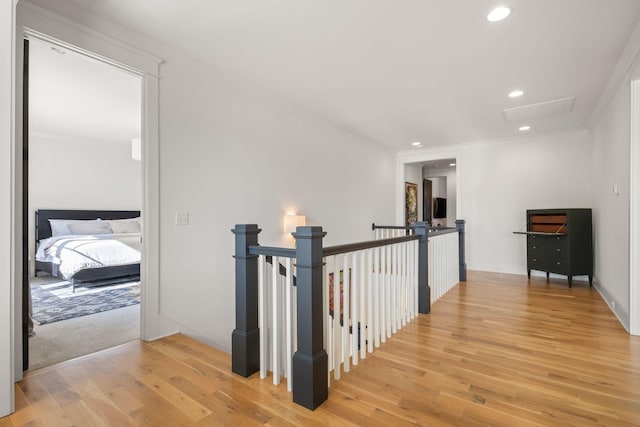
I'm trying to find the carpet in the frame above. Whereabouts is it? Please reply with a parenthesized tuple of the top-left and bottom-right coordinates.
(31, 279, 140, 325)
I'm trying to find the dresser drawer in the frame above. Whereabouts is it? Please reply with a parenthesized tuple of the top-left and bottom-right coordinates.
(528, 235, 567, 252)
(547, 256, 569, 274)
(528, 255, 548, 270)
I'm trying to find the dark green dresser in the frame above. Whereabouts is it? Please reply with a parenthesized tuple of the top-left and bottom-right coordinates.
(526, 209, 593, 287)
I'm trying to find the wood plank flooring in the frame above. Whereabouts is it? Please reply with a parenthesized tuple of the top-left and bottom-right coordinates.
(3, 271, 640, 426)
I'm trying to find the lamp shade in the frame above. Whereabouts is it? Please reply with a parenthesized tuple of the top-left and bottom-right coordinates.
(284, 214, 306, 233)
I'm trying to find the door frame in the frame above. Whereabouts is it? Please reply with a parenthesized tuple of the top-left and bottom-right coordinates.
(396, 149, 461, 226)
(17, 1, 165, 342)
(1, 0, 17, 418)
(630, 80, 640, 336)
(4, 3, 165, 414)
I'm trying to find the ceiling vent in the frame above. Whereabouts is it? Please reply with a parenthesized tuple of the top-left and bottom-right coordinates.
(502, 97, 575, 122)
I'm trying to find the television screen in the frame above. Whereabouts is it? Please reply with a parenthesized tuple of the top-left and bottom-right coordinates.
(434, 197, 446, 218)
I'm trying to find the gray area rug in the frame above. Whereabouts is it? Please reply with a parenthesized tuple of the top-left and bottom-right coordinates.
(31, 279, 140, 325)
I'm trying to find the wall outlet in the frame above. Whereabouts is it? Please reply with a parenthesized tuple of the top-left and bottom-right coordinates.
(176, 212, 189, 226)
(611, 300, 616, 309)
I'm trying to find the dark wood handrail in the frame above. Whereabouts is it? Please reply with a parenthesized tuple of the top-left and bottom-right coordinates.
(323, 235, 420, 257)
(249, 245, 296, 258)
(371, 222, 412, 230)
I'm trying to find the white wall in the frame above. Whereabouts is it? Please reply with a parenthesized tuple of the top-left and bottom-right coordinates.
(404, 163, 423, 222)
(591, 74, 633, 327)
(28, 135, 141, 273)
(1, 0, 16, 418)
(399, 129, 592, 275)
(158, 61, 395, 349)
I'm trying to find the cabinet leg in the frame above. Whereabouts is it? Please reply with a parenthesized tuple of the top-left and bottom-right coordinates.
(527, 269, 531, 280)
(588, 275, 593, 287)
(546, 272, 550, 280)
(567, 276, 572, 288)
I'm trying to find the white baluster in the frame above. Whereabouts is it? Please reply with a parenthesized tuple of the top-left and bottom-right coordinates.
(374, 246, 380, 348)
(285, 257, 293, 392)
(359, 249, 366, 359)
(343, 254, 350, 373)
(351, 251, 359, 366)
(382, 245, 391, 342)
(367, 248, 373, 353)
(333, 255, 341, 380)
(272, 256, 280, 385)
(391, 244, 397, 334)
(401, 242, 406, 326)
(325, 256, 333, 384)
(259, 255, 266, 379)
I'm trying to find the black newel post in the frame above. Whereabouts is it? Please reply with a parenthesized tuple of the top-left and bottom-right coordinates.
(455, 219, 467, 281)
(231, 224, 261, 377)
(292, 226, 328, 410)
(414, 222, 430, 314)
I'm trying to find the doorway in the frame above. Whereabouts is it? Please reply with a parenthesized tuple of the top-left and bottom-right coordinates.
(23, 36, 143, 369)
(402, 158, 458, 227)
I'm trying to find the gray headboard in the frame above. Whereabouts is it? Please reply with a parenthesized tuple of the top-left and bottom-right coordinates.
(35, 209, 140, 242)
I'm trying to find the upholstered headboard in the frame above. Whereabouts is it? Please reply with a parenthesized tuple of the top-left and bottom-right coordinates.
(35, 209, 141, 242)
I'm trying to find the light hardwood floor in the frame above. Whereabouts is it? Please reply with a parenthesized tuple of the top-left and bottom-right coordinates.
(3, 271, 640, 426)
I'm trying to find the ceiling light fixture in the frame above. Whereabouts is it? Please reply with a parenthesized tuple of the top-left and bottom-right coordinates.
(508, 90, 524, 98)
(449, 163, 456, 167)
(487, 6, 511, 22)
(519, 125, 531, 131)
(411, 141, 422, 146)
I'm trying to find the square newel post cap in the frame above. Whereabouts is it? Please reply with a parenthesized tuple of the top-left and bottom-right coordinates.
(231, 224, 261, 235)
(231, 224, 261, 258)
(291, 226, 326, 240)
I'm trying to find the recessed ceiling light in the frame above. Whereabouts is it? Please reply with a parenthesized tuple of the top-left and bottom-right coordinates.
(508, 90, 524, 98)
(449, 163, 456, 167)
(519, 125, 531, 131)
(411, 141, 422, 146)
(487, 6, 511, 22)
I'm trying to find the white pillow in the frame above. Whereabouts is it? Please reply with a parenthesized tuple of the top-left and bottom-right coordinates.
(49, 219, 79, 236)
(67, 220, 113, 235)
(109, 217, 141, 234)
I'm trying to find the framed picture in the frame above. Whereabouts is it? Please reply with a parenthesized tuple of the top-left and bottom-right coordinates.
(405, 182, 418, 226)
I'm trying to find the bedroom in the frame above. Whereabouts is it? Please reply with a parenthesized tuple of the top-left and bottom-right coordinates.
(25, 36, 143, 369)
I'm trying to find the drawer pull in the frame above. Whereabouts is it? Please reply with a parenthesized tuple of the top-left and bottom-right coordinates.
(533, 246, 536, 249)
(557, 248, 561, 252)
(556, 262, 561, 265)
(533, 258, 537, 262)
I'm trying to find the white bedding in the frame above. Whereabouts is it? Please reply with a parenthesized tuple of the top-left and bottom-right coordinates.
(35, 233, 141, 280)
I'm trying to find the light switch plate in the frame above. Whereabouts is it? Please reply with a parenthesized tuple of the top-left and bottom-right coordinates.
(176, 212, 189, 226)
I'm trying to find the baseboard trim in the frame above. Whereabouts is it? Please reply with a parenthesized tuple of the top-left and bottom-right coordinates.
(592, 276, 631, 332)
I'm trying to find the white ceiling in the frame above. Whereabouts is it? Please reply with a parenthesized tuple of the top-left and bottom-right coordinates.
(29, 37, 141, 145)
(32, 0, 640, 150)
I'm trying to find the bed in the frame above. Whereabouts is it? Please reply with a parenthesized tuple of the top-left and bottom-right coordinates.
(35, 209, 141, 290)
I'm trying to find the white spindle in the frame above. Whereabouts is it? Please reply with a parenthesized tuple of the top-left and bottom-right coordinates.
(367, 249, 373, 353)
(325, 256, 333, 384)
(351, 251, 359, 365)
(342, 254, 350, 373)
(272, 256, 280, 385)
(285, 258, 293, 392)
(259, 255, 267, 379)
(359, 250, 366, 359)
(391, 244, 397, 334)
(373, 246, 380, 348)
(333, 255, 341, 380)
